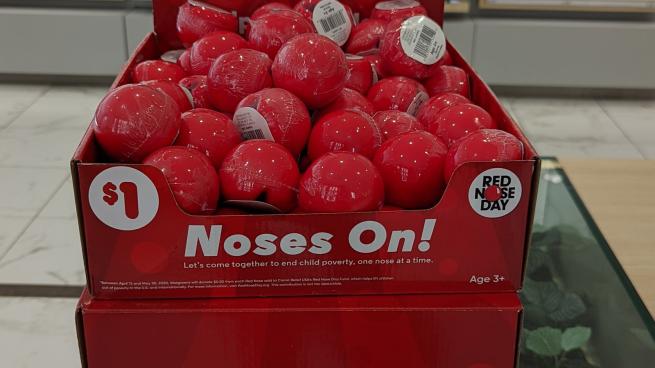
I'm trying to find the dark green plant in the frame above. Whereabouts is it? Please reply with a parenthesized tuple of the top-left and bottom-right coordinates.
(519, 226, 597, 367)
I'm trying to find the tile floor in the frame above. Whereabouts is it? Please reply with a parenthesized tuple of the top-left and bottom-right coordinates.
(0, 83, 653, 366)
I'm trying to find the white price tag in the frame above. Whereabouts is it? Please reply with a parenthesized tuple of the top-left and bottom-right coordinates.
(312, 0, 352, 46)
(399, 16, 446, 65)
(233, 107, 275, 141)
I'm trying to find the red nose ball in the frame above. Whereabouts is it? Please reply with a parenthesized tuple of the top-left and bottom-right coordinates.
(344, 54, 377, 95)
(293, 0, 355, 46)
(175, 108, 242, 169)
(424, 65, 470, 98)
(272, 33, 348, 109)
(140, 80, 193, 112)
(345, 18, 388, 55)
(93, 84, 181, 163)
(373, 131, 448, 209)
(299, 152, 384, 213)
(178, 49, 192, 74)
(426, 103, 496, 147)
(370, 0, 427, 22)
(248, 9, 315, 59)
(219, 140, 300, 213)
(372, 110, 423, 141)
(143, 146, 220, 215)
(444, 129, 524, 180)
(316, 88, 375, 119)
(308, 109, 382, 161)
(250, 2, 293, 20)
(367, 76, 428, 115)
(234, 88, 311, 157)
(176, 0, 238, 47)
(207, 49, 273, 113)
(132, 60, 186, 83)
(379, 16, 446, 79)
(189, 31, 248, 75)
(415, 92, 470, 128)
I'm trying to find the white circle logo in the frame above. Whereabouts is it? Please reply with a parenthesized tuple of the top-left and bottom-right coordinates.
(88, 166, 159, 230)
(468, 168, 522, 218)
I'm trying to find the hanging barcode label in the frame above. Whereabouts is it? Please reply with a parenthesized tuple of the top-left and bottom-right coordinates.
(399, 15, 446, 65)
(233, 107, 275, 141)
(413, 26, 436, 59)
(241, 129, 266, 140)
(319, 11, 346, 33)
(312, 0, 352, 46)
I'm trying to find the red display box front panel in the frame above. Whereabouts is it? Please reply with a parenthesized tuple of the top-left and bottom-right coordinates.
(76, 289, 522, 368)
(71, 0, 540, 299)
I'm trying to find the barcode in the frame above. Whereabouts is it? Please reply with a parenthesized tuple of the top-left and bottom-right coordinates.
(413, 25, 436, 59)
(319, 11, 347, 33)
(242, 129, 265, 140)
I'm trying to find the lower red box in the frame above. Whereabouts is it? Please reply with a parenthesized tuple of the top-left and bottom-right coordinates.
(76, 290, 521, 367)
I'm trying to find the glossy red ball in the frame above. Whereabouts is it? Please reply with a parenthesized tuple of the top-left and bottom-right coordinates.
(176, 0, 238, 47)
(373, 110, 423, 141)
(189, 31, 248, 75)
(219, 140, 300, 212)
(248, 9, 315, 59)
(367, 76, 428, 115)
(299, 152, 384, 212)
(272, 33, 347, 109)
(316, 88, 375, 120)
(415, 92, 470, 127)
(141, 80, 193, 112)
(444, 129, 524, 179)
(308, 109, 382, 161)
(175, 108, 242, 169)
(207, 49, 273, 113)
(424, 65, 470, 97)
(344, 54, 377, 95)
(93, 84, 181, 162)
(345, 18, 387, 55)
(250, 2, 293, 20)
(373, 131, 448, 209)
(234, 88, 311, 157)
(379, 16, 445, 79)
(370, 0, 427, 21)
(143, 146, 220, 215)
(426, 103, 496, 147)
(132, 60, 186, 83)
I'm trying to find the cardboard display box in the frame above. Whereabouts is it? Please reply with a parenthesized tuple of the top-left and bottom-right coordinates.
(76, 289, 522, 368)
(71, 0, 540, 299)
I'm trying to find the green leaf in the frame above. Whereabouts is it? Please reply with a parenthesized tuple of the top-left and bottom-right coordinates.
(526, 247, 551, 276)
(522, 279, 563, 312)
(526, 327, 563, 357)
(561, 326, 591, 351)
(548, 292, 586, 322)
(522, 304, 548, 330)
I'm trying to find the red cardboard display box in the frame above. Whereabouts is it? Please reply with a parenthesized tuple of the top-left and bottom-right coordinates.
(71, 0, 540, 299)
(76, 289, 522, 368)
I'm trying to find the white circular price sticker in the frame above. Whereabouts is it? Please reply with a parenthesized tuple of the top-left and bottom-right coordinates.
(312, 0, 352, 46)
(233, 107, 275, 141)
(89, 166, 159, 231)
(399, 15, 446, 65)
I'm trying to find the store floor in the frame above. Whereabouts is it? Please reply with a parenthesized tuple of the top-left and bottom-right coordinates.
(0, 83, 653, 366)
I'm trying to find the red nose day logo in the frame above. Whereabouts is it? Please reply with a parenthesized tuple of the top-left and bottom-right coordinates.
(468, 168, 522, 218)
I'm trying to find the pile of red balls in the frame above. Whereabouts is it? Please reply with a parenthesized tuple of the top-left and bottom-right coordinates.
(93, 0, 524, 215)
